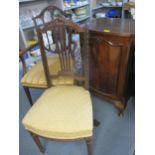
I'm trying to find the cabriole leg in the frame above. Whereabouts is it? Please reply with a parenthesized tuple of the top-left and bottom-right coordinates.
(114, 101, 125, 117)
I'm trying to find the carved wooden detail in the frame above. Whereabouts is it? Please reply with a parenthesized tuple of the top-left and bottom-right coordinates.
(37, 17, 89, 89)
(33, 6, 72, 52)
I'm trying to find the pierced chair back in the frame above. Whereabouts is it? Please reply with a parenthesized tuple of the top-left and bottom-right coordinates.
(33, 6, 72, 52)
(37, 17, 89, 89)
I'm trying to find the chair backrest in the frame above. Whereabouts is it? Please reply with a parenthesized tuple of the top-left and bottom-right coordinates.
(37, 17, 89, 89)
(32, 5, 72, 52)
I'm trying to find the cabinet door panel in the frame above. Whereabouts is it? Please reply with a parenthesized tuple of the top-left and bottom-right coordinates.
(90, 40, 122, 96)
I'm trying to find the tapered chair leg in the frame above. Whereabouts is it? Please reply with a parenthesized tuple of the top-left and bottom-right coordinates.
(86, 138, 93, 155)
(23, 87, 33, 106)
(30, 132, 45, 153)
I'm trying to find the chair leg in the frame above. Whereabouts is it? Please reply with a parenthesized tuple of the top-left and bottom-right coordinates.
(30, 132, 45, 153)
(85, 138, 93, 155)
(23, 87, 33, 106)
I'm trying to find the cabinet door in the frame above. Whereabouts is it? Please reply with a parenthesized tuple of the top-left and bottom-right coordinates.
(89, 37, 122, 99)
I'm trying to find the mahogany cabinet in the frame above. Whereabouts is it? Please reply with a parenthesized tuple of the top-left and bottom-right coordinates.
(86, 18, 135, 115)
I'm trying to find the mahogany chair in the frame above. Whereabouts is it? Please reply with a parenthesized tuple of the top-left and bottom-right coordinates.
(32, 5, 72, 51)
(22, 17, 93, 155)
(20, 6, 73, 106)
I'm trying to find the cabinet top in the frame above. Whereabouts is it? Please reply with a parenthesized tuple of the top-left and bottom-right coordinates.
(85, 18, 135, 37)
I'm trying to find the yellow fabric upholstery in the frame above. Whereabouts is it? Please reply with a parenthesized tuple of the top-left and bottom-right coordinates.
(22, 86, 93, 139)
(21, 56, 74, 88)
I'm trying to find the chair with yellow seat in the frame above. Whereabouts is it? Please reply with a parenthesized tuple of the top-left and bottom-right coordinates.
(22, 17, 93, 155)
(20, 6, 72, 106)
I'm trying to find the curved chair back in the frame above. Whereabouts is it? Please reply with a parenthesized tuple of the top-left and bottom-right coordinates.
(37, 17, 89, 89)
(33, 5, 72, 52)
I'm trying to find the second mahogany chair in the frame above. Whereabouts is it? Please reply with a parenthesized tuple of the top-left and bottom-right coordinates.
(20, 6, 73, 106)
(22, 17, 93, 155)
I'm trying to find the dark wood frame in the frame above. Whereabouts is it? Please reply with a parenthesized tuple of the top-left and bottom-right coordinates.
(25, 17, 93, 154)
(32, 5, 72, 53)
(37, 17, 89, 89)
(29, 131, 92, 155)
(20, 6, 72, 106)
(33, 5, 71, 23)
(19, 43, 39, 106)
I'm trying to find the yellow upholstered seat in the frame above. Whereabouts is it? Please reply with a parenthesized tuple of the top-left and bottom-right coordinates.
(21, 56, 74, 88)
(22, 85, 93, 139)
